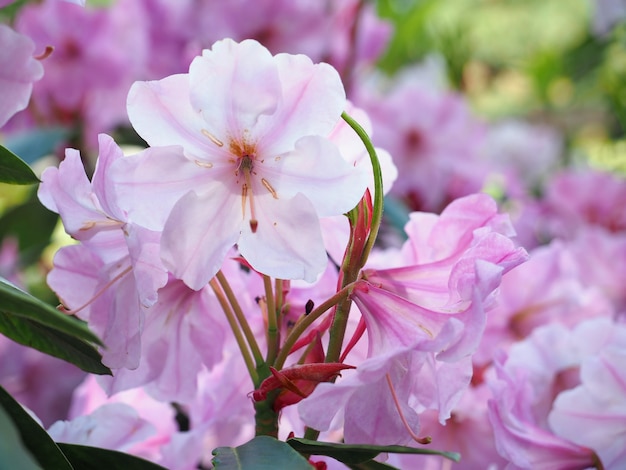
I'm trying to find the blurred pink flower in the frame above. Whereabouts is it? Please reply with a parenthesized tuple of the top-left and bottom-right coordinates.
(0, 24, 43, 127)
(549, 321, 626, 469)
(124, 38, 368, 289)
(355, 67, 488, 212)
(12, 0, 146, 142)
(193, 0, 391, 83)
(475, 239, 614, 369)
(542, 168, 626, 238)
(487, 319, 621, 469)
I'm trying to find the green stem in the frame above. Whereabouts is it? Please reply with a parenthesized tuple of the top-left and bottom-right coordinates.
(301, 112, 383, 441)
(216, 270, 264, 366)
(273, 282, 355, 370)
(254, 389, 279, 437)
(264, 275, 279, 365)
(209, 278, 258, 384)
(341, 111, 384, 268)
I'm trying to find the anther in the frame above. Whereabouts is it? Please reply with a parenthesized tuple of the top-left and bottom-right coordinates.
(194, 160, 213, 168)
(34, 45, 54, 60)
(261, 178, 278, 199)
(201, 129, 224, 147)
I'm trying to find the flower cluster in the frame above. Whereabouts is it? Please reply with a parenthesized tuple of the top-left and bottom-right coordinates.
(3, 2, 626, 469)
(31, 38, 529, 468)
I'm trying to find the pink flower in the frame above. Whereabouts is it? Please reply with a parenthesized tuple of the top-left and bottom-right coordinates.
(299, 194, 527, 445)
(0, 24, 43, 127)
(13, 0, 147, 142)
(541, 168, 626, 239)
(354, 66, 488, 212)
(487, 319, 619, 469)
(124, 38, 368, 289)
(39, 134, 169, 368)
(549, 322, 626, 469)
(474, 239, 614, 369)
(97, 278, 228, 403)
(355, 194, 528, 361)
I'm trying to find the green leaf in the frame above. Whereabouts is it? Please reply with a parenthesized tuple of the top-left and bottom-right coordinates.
(0, 145, 39, 185)
(0, 405, 44, 470)
(0, 386, 73, 470)
(287, 438, 461, 465)
(57, 444, 168, 470)
(0, 278, 110, 375)
(0, 311, 110, 375)
(0, 278, 101, 344)
(212, 436, 312, 470)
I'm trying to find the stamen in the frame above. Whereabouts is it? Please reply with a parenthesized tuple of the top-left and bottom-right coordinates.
(201, 129, 224, 147)
(194, 160, 213, 168)
(261, 178, 278, 199)
(385, 373, 432, 445)
(58, 265, 133, 316)
(34, 45, 54, 60)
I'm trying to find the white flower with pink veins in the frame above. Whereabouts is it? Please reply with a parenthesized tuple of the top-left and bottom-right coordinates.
(117, 38, 369, 289)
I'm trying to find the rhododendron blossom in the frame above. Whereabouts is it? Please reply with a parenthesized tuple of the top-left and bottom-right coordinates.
(123, 38, 368, 289)
(300, 194, 528, 445)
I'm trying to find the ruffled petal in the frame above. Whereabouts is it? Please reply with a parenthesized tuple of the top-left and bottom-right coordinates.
(189, 38, 281, 141)
(258, 52, 345, 155)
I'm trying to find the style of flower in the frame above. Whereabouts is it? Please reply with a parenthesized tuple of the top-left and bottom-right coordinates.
(122, 38, 368, 289)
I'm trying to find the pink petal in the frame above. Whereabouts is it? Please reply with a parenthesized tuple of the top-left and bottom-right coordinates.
(38, 149, 105, 238)
(91, 134, 126, 222)
(110, 145, 217, 231)
(238, 193, 327, 282)
(127, 74, 228, 163)
(261, 135, 368, 217)
(189, 38, 281, 141)
(0, 25, 43, 127)
(161, 188, 241, 290)
(258, 50, 346, 155)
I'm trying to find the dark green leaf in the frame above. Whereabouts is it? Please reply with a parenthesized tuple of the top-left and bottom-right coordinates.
(0, 311, 110, 375)
(57, 444, 168, 470)
(0, 145, 39, 185)
(287, 438, 461, 465)
(0, 278, 101, 345)
(0, 278, 110, 375)
(347, 461, 400, 470)
(0, 405, 44, 470)
(212, 436, 312, 470)
(0, 386, 73, 470)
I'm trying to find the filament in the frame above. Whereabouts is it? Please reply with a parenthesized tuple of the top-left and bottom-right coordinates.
(385, 373, 432, 445)
(59, 265, 133, 316)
